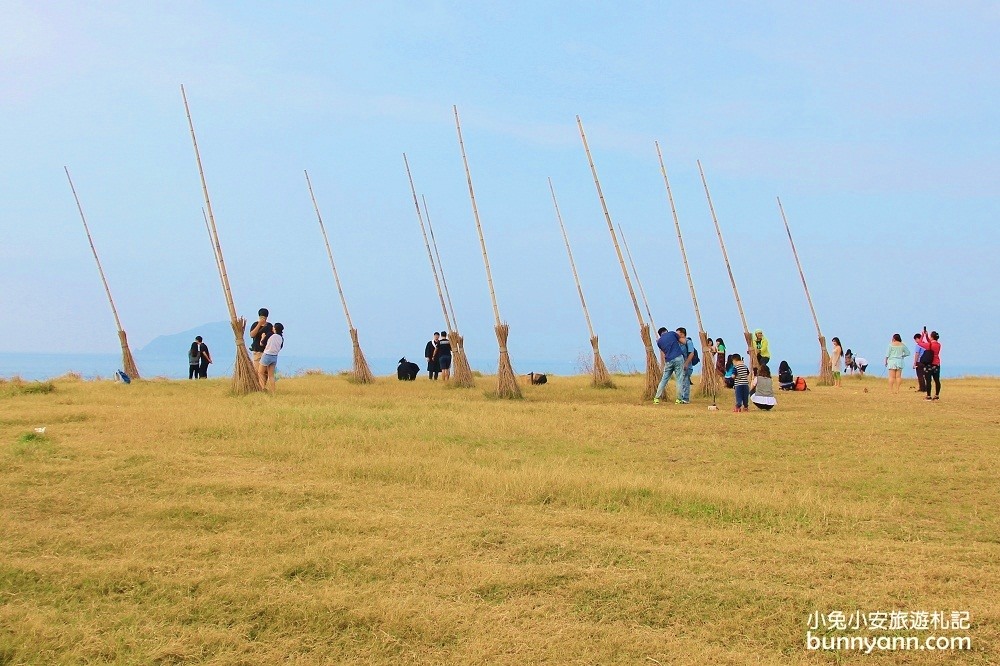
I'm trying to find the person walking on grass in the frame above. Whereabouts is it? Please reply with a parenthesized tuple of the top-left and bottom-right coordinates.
(249, 308, 273, 372)
(257, 322, 284, 393)
(677, 327, 696, 404)
(913, 333, 928, 393)
(196, 336, 212, 378)
(653, 326, 684, 405)
(436, 331, 452, 382)
(830, 337, 843, 387)
(884, 333, 910, 394)
(425, 332, 440, 380)
(919, 326, 942, 400)
(732, 354, 751, 412)
(750, 364, 777, 410)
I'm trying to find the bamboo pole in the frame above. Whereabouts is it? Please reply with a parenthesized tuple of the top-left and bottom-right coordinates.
(454, 105, 520, 399)
(655, 142, 720, 399)
(422, 195, 475, 387)
(617, 222, 657, 336)
(180, 85, 261, 394)
(549, 178, 614, 388)
(577, 116, 660, 400)
(304, 170, 374, 384)
(697, 160, 759, 374)
(64, 167, 141, 380)
(778, 196, 833, 384)
(402, 154, 474, 388)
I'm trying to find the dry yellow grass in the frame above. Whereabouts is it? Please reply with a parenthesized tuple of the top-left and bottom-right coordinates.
(1, 373, 997, 664)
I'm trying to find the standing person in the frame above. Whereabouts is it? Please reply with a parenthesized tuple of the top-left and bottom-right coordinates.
(653, 326, 684, 405)
(249, 308, 273, 371)
(753, 329, 771, 368)
(424, 332, 440, 380)
(732, 354, 751, 412)
(830, 337, 843, 386)
(257, 322, 284, 393)
(188, 338, 201, 379)
(884, 333, 910, 394)
(750, 364, 777, 410)
(919, 327, 942, 400)
(677, 327, 696, 404)
(713, 337, 726, 378)
(436, 331, 452, 382)
(196, 336, 212, 378)
(913, 333, 928, 392)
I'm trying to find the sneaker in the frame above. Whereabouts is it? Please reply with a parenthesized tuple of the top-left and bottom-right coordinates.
(675, 399, 683, 404)
(932, 396, 940, 400)
(924, 396, 933, 401)
(677, 400, 689, 404)
(653, 398, 660, 404)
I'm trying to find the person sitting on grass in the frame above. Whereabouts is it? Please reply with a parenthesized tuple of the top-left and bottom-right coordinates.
(723, 354, 737, 389)
(750, 364, 777, 410)
(778, 360, 795, 390)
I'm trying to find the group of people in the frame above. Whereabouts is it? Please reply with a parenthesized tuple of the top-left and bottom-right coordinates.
(828, 338, 868, 387)
(884, 327, 942, 398)
(424, 331, 453, 381)
(654, 327, 777, 412)
(187, 336, 212, 379)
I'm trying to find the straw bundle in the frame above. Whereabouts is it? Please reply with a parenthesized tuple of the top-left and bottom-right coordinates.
(778, 197, 834, 385)
(577, 116, 659, 400)
(304, 170, 375, 385)
(181, 85, 262, 394)
(590, 336, 614, 388)
(65, 167, 141, 381)
(454, 106, 521, 399)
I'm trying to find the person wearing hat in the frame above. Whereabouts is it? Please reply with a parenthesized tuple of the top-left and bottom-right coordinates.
(753, 329, 771, 368)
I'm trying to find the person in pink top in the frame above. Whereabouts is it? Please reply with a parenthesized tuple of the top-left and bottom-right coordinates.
(919, 326, 942, 400)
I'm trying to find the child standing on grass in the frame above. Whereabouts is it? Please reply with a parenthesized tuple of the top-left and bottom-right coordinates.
(258, 322, 284, 393)
(732, 354, 750, 412)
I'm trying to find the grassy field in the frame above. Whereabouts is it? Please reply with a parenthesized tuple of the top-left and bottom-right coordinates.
(1, 371, 997, 664)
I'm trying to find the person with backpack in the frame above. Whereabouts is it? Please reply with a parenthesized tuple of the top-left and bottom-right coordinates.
(919, 326, 942, 400)
(778, 361, 795, 390)
(884, 333, 910, 394)
(653, 326, 685, 405)
(677, 327, 698, 404)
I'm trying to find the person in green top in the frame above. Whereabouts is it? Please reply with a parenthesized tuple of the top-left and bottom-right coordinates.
(754, 329, 771, 367)
(884, 333, 910, 394)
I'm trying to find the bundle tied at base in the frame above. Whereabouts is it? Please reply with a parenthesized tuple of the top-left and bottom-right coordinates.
(640, 324, 660, 401)
(350, 327, 375, 384)
(590, 335, 614, 389)
(230, 317, 262, 394)
(450, 331, 475, 388)
(494, 323, 521, 399)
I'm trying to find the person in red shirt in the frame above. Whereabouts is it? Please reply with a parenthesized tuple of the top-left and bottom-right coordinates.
(919, 326, 942, 400)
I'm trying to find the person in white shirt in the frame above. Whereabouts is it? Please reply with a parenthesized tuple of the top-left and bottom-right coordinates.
(257, 322, 284, 392)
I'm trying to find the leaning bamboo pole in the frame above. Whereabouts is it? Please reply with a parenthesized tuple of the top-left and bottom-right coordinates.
(617, 222, 657, 336)
(698, 160, 759, 374)
(549, 178, 614, 388)
(422, 195, 475, 387)
(655, 143, 721, 398)
(402, 154, 474, 388)
(181, 85, 261, 394)
(304, 170, 375, 384)
(64, 167, 141, 380)
(778, 197, 833, 385)
(577, 116, 660, 400)
(454, 105, 521, 399)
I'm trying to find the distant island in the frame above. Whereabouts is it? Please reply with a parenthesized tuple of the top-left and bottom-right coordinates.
(139, 322, 234, 356)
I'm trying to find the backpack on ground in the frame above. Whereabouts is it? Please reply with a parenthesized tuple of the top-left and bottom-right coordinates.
(794, 376, 808, 391)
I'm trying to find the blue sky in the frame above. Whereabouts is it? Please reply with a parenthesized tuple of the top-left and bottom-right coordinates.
(3, 1, 997, 373)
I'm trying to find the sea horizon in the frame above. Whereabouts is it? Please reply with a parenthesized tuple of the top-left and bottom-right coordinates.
(1, 352, 995, 382)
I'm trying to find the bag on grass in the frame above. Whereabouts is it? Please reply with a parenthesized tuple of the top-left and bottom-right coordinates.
(794, 376, 808, 391)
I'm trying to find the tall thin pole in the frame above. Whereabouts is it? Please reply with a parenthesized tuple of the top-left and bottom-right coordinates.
(423, 195, 460, 331)
(403, 154, 452, 333)
(618, 222, 656, 332)
(577, 115, 660, 400)
(304, 170, 355, 332)
(778, 196, 833, 383)
(65, 166, 140, 380)
(656, 142, 719, 397)
(698, 160, 757, 373)
(549, 178, 595, 340)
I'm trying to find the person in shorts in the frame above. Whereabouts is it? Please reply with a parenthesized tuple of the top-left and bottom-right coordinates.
(249, 308, 273, 371)
(435, 331, 453, 381)
(257, 322, 284, 393)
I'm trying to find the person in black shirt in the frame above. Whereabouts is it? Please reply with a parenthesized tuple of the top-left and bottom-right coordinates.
(196, 336, 212, 378)
(425, 332, 440, 380)
(249, 308, 273, 371)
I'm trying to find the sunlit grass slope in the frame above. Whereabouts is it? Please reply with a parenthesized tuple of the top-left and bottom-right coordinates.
(2, 373, 997, 664)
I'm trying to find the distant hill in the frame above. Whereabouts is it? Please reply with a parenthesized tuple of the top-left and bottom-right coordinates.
(138, 322, 235, 356)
